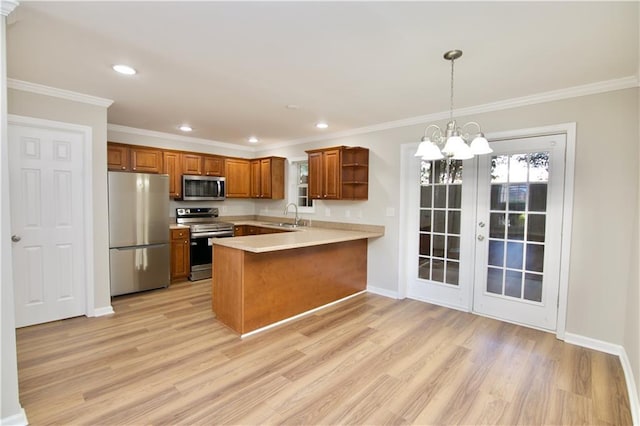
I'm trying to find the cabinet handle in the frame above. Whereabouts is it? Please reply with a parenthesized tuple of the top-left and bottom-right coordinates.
(121, 166, 126, 170)
(133, 167, 136, 170)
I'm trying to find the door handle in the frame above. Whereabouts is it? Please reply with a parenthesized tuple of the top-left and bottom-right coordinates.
(11, 235, 21, 242)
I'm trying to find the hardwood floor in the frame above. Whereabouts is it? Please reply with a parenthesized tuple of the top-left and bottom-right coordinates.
(16, 280, 632, 425)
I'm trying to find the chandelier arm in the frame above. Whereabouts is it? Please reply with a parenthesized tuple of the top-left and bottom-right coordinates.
(461, 121, 483, 139)
(423, 124, 444, 141)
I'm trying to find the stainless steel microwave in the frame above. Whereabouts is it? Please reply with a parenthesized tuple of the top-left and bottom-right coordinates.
(182, 175, 225, 201)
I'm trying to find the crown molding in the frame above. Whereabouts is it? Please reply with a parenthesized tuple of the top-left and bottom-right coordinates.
(1, 0, 19, 17)
(260, 75, 639, 151)
(107, 124, 255, 153)
(7, 79, 114, 107)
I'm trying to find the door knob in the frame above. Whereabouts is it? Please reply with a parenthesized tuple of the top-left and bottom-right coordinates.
(11, 235, 21, 242)
(477, 235, 485, 241)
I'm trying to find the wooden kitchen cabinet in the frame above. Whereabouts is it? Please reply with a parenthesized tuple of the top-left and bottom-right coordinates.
(182, 154, 203, 175)
(225, 158, 251, 198)
(250, 157, 285, 199)
(307, 147, 342, 200)
(130, 146, 163, 173)
(170, 228, 190, 283)
(163, 151, 183, 199)
(107, 143, 130, 171)
(306, 146, 368, 200)
(203, 155, 224, 176)
(341, 147, 369, 200)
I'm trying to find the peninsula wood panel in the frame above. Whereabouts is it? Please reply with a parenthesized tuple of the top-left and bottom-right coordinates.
(212, 245, 244, 332)
(213, 239, 367, 334)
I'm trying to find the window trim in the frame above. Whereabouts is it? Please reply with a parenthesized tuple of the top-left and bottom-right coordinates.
(288, 156, 315, 214)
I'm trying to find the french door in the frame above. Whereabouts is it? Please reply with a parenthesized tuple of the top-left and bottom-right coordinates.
(406, 133, 567, 331)
(473, 135, 565, 330)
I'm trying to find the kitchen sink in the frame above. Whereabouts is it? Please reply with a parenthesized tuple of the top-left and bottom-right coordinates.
(263, 222, 301, 229)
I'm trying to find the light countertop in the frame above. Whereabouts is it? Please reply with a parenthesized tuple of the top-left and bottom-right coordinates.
(213, 220, 384, 253)
(169, 224, 190, 230)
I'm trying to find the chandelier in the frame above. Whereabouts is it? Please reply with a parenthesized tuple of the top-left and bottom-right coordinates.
(415, 50, 492, 161)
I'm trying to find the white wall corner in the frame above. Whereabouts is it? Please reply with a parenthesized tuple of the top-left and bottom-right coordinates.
(366, 285, 400, 299)
(0, 0, 19, 17)
(91, 306, 114, 317)
(564, 332, 639, 425)
(0, 408, 28, 426)
(620, 348, 640, 426)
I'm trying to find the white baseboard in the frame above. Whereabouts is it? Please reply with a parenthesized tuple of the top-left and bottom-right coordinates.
(1, 407, 28, 426)
(564, 332, 639, 425)
(91, 305, 115, 317)
(564, 332, 621, 355)
(366, 285, 400, 299)
(406, 293, 469, 313)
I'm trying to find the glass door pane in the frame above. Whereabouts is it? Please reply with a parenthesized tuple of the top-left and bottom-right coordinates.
(418, 159, 463, 286)
(486, 152, 548, 302)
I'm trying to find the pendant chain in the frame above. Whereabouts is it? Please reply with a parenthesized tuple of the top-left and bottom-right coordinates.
(449, 58, 455, 121)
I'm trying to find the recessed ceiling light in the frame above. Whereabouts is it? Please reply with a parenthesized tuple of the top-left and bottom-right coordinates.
(179, 125, 192, 132)
(316, 122, 329, 129)
(286, 104, 301, 110)
(112, 64, 137, 75)
(248, 136, 259, 143)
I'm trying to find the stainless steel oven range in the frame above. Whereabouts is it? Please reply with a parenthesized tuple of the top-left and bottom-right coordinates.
(175, 207, 234, 281)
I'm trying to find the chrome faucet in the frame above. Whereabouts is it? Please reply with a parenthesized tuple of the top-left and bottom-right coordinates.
(284, 203, 300, 226)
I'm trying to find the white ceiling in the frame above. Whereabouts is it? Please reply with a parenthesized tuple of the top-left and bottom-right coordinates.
(6, 1, 639, 148)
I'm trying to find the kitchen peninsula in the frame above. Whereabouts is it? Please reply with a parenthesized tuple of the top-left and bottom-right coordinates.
(212, 222, 384, 335)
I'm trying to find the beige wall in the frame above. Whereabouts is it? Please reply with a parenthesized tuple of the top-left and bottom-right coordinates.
(8, 88, 111, 312)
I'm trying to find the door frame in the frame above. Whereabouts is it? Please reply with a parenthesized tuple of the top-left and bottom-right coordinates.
(399, 122, 576, 339)
(8, 114, 95, 318)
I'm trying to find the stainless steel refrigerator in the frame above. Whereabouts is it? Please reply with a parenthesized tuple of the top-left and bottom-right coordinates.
(108, 172, 170, 296)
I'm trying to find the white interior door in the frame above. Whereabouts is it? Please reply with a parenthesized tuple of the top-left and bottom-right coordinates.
(9, 123, 86, 327)
(473, 134, 566, 330)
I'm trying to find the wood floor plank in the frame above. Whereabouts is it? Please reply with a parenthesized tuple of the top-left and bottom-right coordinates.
(15, 280, 633, 425)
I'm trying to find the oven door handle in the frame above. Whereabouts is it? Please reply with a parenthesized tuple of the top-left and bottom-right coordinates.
(191, 231, 233, 239)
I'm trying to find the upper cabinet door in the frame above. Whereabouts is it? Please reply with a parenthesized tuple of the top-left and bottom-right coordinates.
(260, 158, 272, 198)
(322, 149, 341, 199)
(163, 151, 182, 198)
(250, 159, 262, 198)
(182, 154, 203, 175)
(225, 158, 251, 198)
(107, 143, 130, 171)
(308, 152, 323, 199)
(130, 147, 162, 173)
(203, 155, 224, 176)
